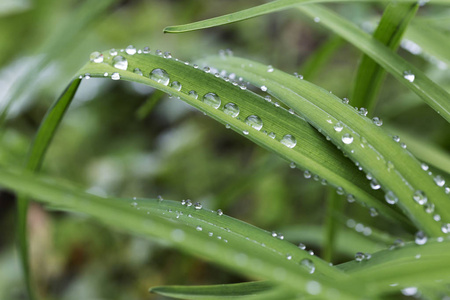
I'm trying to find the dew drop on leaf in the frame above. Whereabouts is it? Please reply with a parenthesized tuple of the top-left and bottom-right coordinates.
(300, 259, 315, 274)
(414, 231, 427, 245)
(112, 56, 128, 70)
(188, 90, 198, 99)
(355, 252, 365, 262)
(342, 133, 353, 144)
(304, 170, 311, 179)
(372, 117, 383, 126)
(434, 175, 445, 187)
(90, 51, 103, 63)
(133, 68, 143, 76)
(194, 202, 202, 210)
(111, 72, 120, 80)
(281, 134, 297, 148)
(150, 68, 170, 86)
(333, 122, 343, 132)
(385, 191, 398, 205)
(217, 209, 223, 216)
(403, 71, 415, 83)
(223, 103, 240, 117)
(109, 48, 118, 56)
(245, 115, 263, 131)
(202, 92, 221, 109)
(125, 45, 136, 55)
(170, 81, 182, 91)
(413, 190, 427, 205)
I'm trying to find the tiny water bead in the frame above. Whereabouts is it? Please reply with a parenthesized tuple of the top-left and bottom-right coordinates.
(90, 51, 103, 63)
(260, 85, 268, 92)
(280, 134, 297, 148)
(286, 254, 292, 260)
(341, 133, 353, 144)
(293, 72, 303, 79)
(347, 194, 355, 203)
(267, 65, 274, 72)
(370, 179, 381, 190)
(300, 259, 315, 274)
(245, 115, 263, 131)
(109, 48, 118, 56)
(414, 231, 428, 245)
(421, 163, 429, 171)
(385, 191, 398, 205)
(441, 223, 450, 234)
(413, 190, 427, 205)
(268, 132, 276, 139)
(111, 72, 120, 80)
(217, 209, 223, 216)
(403, 70, 415, 83)
(372, 117, 383, 126)
(194, 202, 202, 210)
(401, 287, 418, 296)
(142, 46, 150, 53)
(355, 252, 365, 262)
(125, 45, 136, 55)
(202, 93, 221, 109)
(393, 135, 400, 142)
(196, 225, 203, 231)
(358, 107, 368, 116)
(164, 51, 172, 58)
(342, 97, 350, 104)
(112, 56, 128, 70)
(243, 130, 249, 135)
(188, 90, 198, 99)
(298, 243, 306, 250)
(333, 122, 343, 132)
(133, 68, 143, 76)
(170, 81, 182, 91)
(223, 102, 240, 117)
(304, 170, 312, 179)
(434, 175, 445, 187)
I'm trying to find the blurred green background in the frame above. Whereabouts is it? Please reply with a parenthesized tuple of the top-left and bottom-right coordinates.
(0, 0, 449, 299)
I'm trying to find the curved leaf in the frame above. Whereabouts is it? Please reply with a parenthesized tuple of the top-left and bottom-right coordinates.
(202, 54, 449, 236)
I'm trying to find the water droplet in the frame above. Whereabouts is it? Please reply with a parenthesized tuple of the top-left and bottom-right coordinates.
(314, 17, 320, 23)
(298, 243, 306, 250)
(385, 191, 398, 205)
(267, 65, 274, 72)
(355, 252, 365, 262)
(264, 95, 272, 102)
(243, 130, 249, 135)
(150, 68, 170, 86)
(403, 71, 415, 82)
(369, 207, 378, 217)
(414, 231, 427, 245)
(245, 115, 263, 131)
(196, 225, 203, 231)
(155, 49, 162, 56)
(142, 47, 150, 54)
(372, 117, 383, 126)
(290, 162, 296, 169)
(370, 179, 381, 190)
(202, 93, 221, 109)
(278, 234, 284, 240)
(111, 72, 120, 80)
(393, 135, 400, 142)
(333, 122, 343, 132)
(217, 209, 223, 216)
(401, 287, 418, 296)
(286, 254, 292, 260)
(186, 199, 192, 207)
(194, 202, 202, 210)
(342, 133, 353, 144)
(188, 90, 198, 99)
(434, 175, 445, 187)
(359, 107, 368, 116)
(90, 51, 103, 63)
(413, 190, 427, 205)
(132, 68, 143, 76)
(300, 259, 315, 274)
(260, 85, 268, 92)
(441, 223, 450, 234)
(421, 163, 429, 171)
(112, 56, 128, 70)
(125, 45, 136, 55)
(109, 48, 118, 56)
(131, 201, 138, 207)
(223, 103, 240, 117)
(268, 132, 276, 139)
(347, 194, 355, 203)
(203, 66, 210, 73)
(336, 187, 345, 195)
(280, 134, 297, 148)
(433, 214, 441, 221)
(170, 81, 182, 91)
(400, 142, 407, 149)
(157, 195, 163, 202)
(304, 170, 311, 179)
(305, 281, 321, 295)
(342, 98, 349, 104)
(294, 72, 303, 79)
(163, 51, 172, 58)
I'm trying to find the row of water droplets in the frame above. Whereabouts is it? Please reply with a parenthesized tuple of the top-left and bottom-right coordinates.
(129, 196, 321, 277)
(89, 46, 299, 150)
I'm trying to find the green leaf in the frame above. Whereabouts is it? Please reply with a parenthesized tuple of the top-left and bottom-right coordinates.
(338, 239, 450, 294)
(164, 1, 450, 123)
(163, 0, 450, 33)
(351, 2, 418, 112)
(202, 54, 449, 236)
(150, 281, 293, 300)
(75, 51, 407, 226)
(0, 167, 365, 299)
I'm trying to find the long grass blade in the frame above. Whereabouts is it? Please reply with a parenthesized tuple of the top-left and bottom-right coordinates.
(351, 2, 418, 112)
(203, 54, 449, 236)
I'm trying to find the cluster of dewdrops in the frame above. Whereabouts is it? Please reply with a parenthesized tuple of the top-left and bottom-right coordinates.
(90, 46, 450, 235)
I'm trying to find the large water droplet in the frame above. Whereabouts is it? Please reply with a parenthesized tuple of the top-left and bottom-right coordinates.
(112, 56, 128, 70)
(125, 45, 136, 55)
(245, 115, 263, 131)
(414, 231, 427, 245)
(280, 134, 297, 148)
(385, 191, 398, 205)
(223, 103, 240, 117)
(403, 71, 415, 82)
(202, 93, 221, 109)
(300, 259, 315, 274)
(150, 68, 170, 86)
(342, 133, 353, 144)
(90, 51, 103, 63)
(413, 190, 427, 205)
